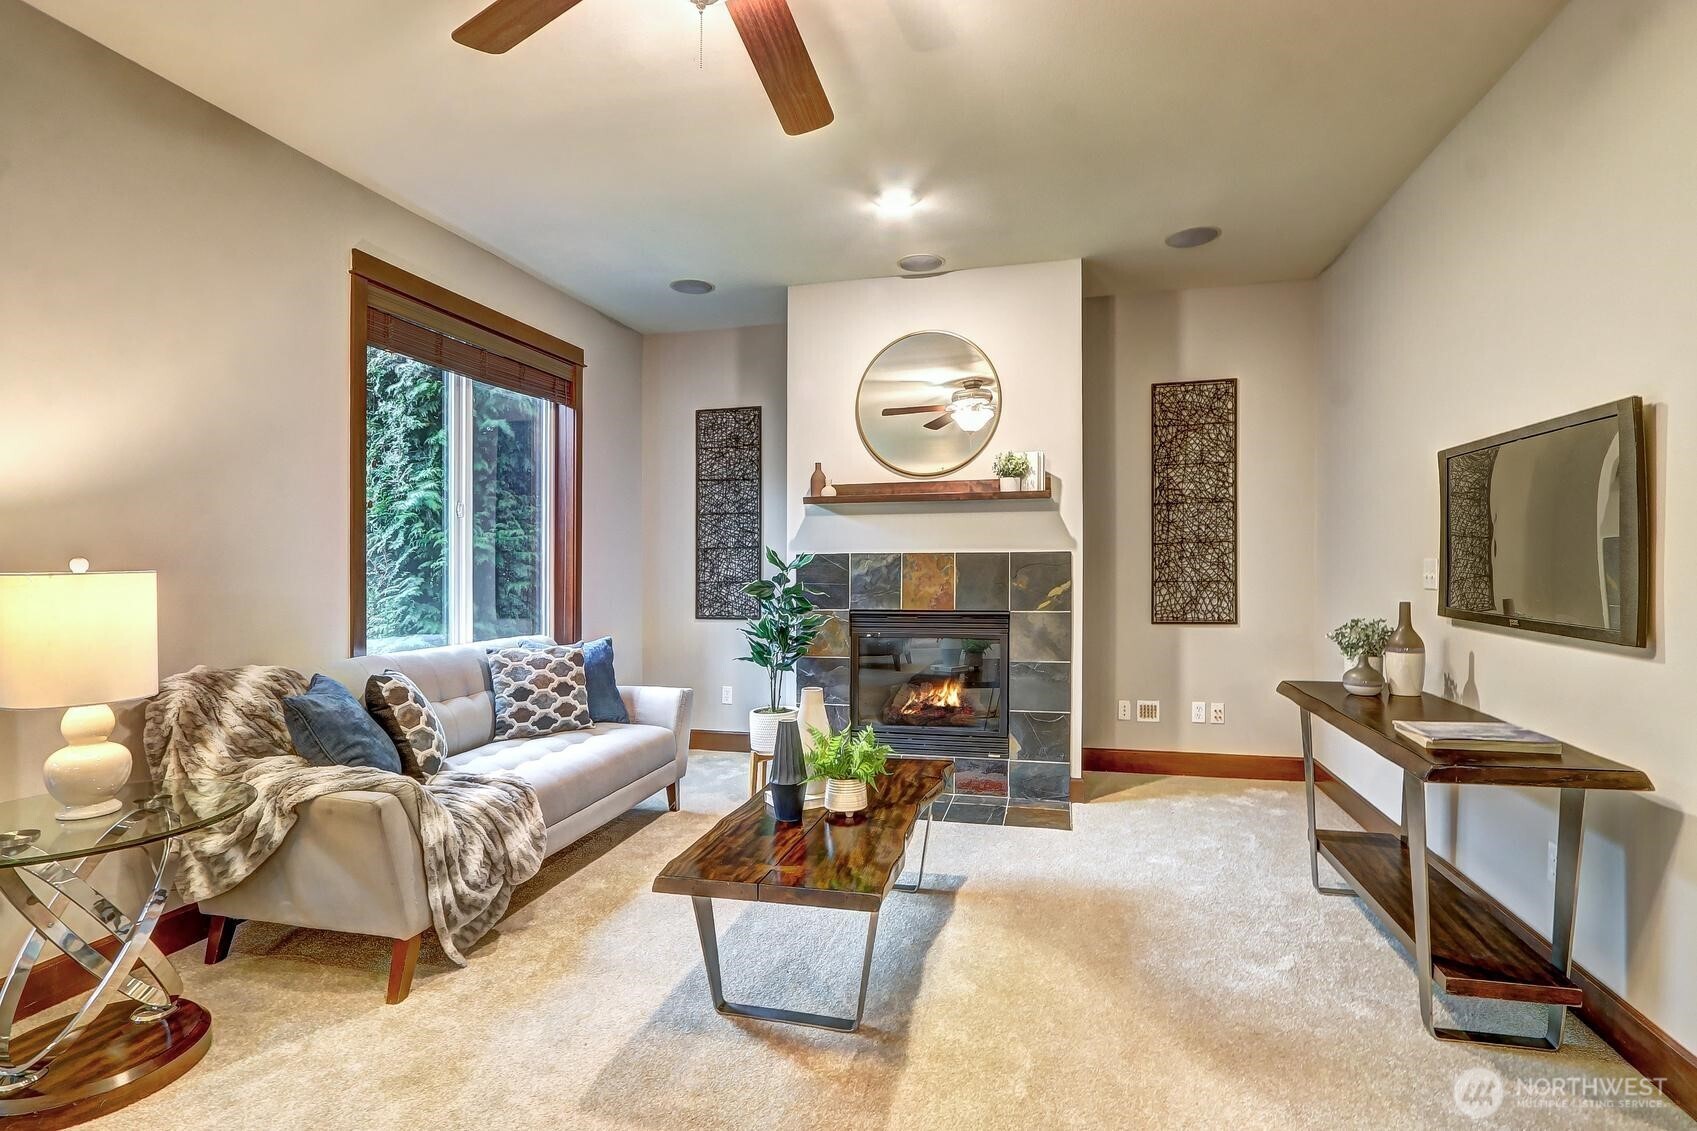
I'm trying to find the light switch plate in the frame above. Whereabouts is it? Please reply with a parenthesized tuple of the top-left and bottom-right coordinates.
(1422, 558, 1439, 591)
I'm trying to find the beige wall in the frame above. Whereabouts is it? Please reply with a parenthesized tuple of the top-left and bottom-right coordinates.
(1315, 0, 1696, 1049)
(640, 325, 788, 733)
(0, 3, 643, 812)
(785, 262, 1085, 770)
(1084, 282, 1319, 756)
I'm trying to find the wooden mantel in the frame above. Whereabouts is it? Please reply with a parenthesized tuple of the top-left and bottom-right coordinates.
(804, 475, 1053, 506)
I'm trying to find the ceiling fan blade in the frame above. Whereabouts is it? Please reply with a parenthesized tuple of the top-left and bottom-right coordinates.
(726, 0, 834, 136)
(453, 0, 586, 53)
(923, 415, 953, 431)
(883, 404, 948, 416)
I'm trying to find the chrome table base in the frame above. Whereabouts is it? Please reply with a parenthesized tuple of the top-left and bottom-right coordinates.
(1301, 707, 1584, 1051)
(687, 809, 933, 1034)
(0, 830, 181, 1095)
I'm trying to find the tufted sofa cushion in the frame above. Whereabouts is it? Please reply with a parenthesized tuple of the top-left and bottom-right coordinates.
(446, 724, 675, 826)
(325, 637, 540, 757)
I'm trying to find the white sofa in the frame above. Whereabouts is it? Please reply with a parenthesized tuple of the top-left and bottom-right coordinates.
(198, 642, 693, 1002)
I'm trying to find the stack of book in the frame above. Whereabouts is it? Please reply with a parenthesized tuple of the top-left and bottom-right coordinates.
(1392, 720, 1562, 755)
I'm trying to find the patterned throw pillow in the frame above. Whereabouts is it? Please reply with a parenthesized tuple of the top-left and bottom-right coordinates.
(364, 670, 448, 779)
(487, 644, 592, 740)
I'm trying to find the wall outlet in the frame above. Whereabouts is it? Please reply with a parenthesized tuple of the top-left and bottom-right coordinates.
(1136, 700, 1161, 723)
(1117, 699, 1131, 721)
(720, 685, 734, 705)
(1191, 701, 1207, 724)
(1209, 702, 1226, 725)
(1422, 557, 1440, 591)
(1547, 841, 1558, 882)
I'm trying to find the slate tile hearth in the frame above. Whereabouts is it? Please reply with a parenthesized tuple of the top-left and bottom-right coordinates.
(955, 552, 1011, 610)
(798, 554, 849, 609)
(849, 553, 902, 609)
(1010, 611, 1070, 662)
(901, 552, 956, 610)
(1010, 552, 1073, 611)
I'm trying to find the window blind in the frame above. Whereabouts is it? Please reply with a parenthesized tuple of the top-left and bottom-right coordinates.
(363, 293, 576, 408)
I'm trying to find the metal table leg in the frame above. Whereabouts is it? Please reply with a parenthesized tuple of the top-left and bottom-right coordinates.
(1301, 710, 1353, 896)
(0, 840, 180, 1094)
(1404, 773, 1579, 1051)
(690, 896, 880, 1033)
(893, 807, 933, 893)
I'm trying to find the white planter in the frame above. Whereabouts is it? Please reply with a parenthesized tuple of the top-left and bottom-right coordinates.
(998, 476, 1022, 493)
(749, 707, 796, 755)
(824, 778, 868, 815)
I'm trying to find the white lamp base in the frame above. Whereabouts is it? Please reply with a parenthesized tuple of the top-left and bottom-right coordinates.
(43, 704, 133, 822)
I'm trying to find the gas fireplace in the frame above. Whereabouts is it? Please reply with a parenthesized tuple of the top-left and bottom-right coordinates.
(849, 611, 1010, 757)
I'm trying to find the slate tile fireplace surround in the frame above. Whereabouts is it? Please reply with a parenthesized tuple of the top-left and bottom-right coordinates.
(795, 551, 1073, 827)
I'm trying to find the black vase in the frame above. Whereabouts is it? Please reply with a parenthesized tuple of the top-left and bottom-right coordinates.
(768, 719, 806, 824)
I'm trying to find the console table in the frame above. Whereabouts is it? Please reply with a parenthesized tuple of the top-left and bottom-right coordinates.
(1277, 680, 1652, 1051)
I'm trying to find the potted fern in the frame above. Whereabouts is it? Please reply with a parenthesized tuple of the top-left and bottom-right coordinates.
(738, 548, 829, 754)
(992, 451, 1031, 493)
(806, 725, 893, 816)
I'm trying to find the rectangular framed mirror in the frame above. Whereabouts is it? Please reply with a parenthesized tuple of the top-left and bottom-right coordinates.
(1438, 396, 1648, 648)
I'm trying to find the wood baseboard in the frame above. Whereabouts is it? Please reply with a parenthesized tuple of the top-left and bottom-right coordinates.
(1082, 747, 1315, 781)
(18, 904, 210, 1021)
(1314, 772, 1695, 1119)
(689, 729, 752, 752)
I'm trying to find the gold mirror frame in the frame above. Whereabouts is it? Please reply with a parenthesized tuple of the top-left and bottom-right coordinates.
(854, 330, 1002, 478)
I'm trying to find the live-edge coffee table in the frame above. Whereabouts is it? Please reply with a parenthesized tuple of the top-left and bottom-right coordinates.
(653, 757, 948, 1033)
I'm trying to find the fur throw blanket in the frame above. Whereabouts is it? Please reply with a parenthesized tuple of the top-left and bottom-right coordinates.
(143, 665, 545, 964)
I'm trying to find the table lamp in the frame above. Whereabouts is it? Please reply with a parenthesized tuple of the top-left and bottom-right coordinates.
(0, 560, 158, 820)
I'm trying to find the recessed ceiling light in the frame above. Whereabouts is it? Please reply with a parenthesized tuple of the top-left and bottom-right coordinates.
(1165, 226, 1221, 249)
(897, 253, 945, 273)
(669, 279, 715, 295)
(871, 187, 921, 218)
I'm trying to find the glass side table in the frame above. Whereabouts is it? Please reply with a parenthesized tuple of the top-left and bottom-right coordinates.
(0, 779, 253, 1126)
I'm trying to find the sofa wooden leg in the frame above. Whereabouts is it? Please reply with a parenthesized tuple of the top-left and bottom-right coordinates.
(666, 782, 680, 812)
(386, 933, 423, 1004)
(204, 916, 242, 965)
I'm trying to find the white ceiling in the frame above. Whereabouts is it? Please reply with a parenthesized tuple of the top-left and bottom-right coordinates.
(28, 0, 1562, 332)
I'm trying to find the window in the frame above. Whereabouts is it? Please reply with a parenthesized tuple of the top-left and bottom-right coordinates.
(350, 252, 581, 655)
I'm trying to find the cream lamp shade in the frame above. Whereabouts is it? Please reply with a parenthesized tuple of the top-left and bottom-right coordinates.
(0, 570, 159, 709)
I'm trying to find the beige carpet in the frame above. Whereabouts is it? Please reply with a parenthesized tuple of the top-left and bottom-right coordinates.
(77, 753, 1689, 1130)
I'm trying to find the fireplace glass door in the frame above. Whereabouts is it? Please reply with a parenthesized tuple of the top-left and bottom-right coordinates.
(850, 613, 1009, 756)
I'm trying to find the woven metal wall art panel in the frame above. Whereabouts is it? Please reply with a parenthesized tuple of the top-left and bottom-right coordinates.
(1444, 447, 1498, 613)
(695, 407, 763, 620)
(1151, 378, 1238, 624)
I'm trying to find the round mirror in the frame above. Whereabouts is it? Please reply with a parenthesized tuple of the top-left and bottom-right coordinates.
(855, 331, 1001, 478)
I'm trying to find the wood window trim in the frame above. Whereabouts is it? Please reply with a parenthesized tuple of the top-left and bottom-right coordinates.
(349, 251, 584, 656)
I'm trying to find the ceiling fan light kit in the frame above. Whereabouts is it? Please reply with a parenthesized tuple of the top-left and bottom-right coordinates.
(453, 0, 833, 135)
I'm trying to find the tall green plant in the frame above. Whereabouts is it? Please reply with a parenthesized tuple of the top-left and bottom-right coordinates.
(737, 548, 828, 712)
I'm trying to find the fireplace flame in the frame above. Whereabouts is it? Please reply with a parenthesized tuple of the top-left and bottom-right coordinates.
(899, 676, 964, 713)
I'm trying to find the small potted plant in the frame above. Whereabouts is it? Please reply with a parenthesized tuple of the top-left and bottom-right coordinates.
(991, 451, 1031, 493)
(1327, 617, 1392, 696)
(738, 548, 829, 754)
(806, 725, 892, 817)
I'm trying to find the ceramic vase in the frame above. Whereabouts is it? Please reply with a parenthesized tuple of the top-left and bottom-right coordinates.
(797, 686, 830, 809)
(1342, 656, 1383, 696)
(1384, 601, 1427, 697)
(809, 462, 828, 496)
(749, 707, 796, 755)
(767, 720, 806, 823)
(825, 778, 868, 816)
(999, 476, 1022, 493)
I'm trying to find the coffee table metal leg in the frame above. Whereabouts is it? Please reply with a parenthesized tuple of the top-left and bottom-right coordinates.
(893, 809, 932, 893)
(690, 896, 880, 1033)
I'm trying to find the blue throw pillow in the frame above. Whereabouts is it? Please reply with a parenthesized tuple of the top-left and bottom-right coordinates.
(283, 674, 403, 773)
(579, 636, 629, 723)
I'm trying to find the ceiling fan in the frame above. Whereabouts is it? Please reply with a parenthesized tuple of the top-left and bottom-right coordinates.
(882, 378, 998, 432)
(452, 0, 834, 136)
